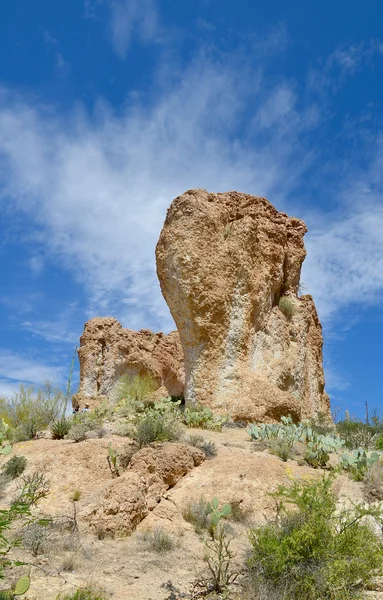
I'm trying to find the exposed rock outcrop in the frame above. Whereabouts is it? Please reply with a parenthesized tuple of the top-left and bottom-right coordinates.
(156, 189, 330, 422)
(73, 317, 185, 411)
(87, 442, 205, 536)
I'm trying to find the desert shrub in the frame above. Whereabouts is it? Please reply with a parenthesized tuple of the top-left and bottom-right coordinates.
(68, 413, 102, 442)
(51, 417, 71, 440)
(278, 296, 295, 319)
(375, 433, 383, 450)
(134, 413, 181, 448)
(229, 500, 251, 524)
(60, 553, 76, 572)
(187, 434, 217, 458)
(22, 520, 53, 556)
(2, 455, 27, 480)
(182, 497, 213, 533)
(116, 373, 158, 403)
(268, 438, 294, 461)
(15, 472, 50, 506)
(248, 475, 383, 600)
(1, 382, 66, 440)
(56, 588, 107, 600)
(138, 527, 174, 553)
(182, 405, 226, 431)
(0, 500, 32, 580)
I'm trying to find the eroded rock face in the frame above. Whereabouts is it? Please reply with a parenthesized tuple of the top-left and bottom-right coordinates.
(73, 317, 185, 411)
(87, 443, 205, 536)
(156, 189, 330, 422)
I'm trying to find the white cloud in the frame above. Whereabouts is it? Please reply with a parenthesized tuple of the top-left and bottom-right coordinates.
(0, 42, 383, 339)
(0, 51, 313, 332)
(0, 350, 65, 389)
(109, 0, 159, 58)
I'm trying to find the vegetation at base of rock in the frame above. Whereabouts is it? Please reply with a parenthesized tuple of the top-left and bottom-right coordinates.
(138, 527, 174, 553)
(336, 411, 383, 450)
(182, 405, 227, 431)
(1, 455, 27, 480)
(134, 412, 182, 448)
(0, 382, 66, 441)
(247, 474, 383, 600)
(56, 589, 107, 600)
(186, 434, 217, 458)
(51, 417, 71, 440)
(248, 415, 344, 468)
(182, 497, 213, 533)
(116, 373, 158, 404)
(278, 296, 295, 319)
(339, 447, 380, 481)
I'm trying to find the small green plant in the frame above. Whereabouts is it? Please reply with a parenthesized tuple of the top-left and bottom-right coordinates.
(340, 447, 380, 481)
(138, 527, 174, 553)
(269, 438, 294, 462)
(182, 406, 226, 431)
(15, 472, 50, 506)
(107, 443, 120, 477)
(248, 474, 383, 600)
(51, 417, 71, 440)
(56, 588, 107, 600)
(116, 373, 158, 403)
(187, 434, 217, 458)
(278, 296, 295, 319)
(134, 413, 181, 448)
(182, 497, 213, 533)
(71, 489, 82, 502)
(1, 456, 27, 480)
(192, 498, 236, 595)
(375, 433, 383, 450)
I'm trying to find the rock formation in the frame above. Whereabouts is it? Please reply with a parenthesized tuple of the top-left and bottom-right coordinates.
(73, 317, 185, 411)
(156, 188, 330, 422)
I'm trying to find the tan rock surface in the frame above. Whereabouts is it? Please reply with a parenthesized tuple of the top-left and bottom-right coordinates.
(73, 317, 185, 410)
(156, 188, 330, 422)
(0, 428, 369, 600)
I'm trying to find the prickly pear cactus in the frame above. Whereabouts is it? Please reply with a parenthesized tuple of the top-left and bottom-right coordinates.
(14, 576, 30, 595)
(0, 445, 12, 456)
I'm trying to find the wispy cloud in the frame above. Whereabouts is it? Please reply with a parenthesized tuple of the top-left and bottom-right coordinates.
(0, 349, 65, 390)
(0, 39, 382, 339)
(0, 47, 315, 332)
(109, 0, 159, 58)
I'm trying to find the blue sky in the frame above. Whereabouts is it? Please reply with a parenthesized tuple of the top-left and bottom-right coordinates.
(1, 0, 383, 419)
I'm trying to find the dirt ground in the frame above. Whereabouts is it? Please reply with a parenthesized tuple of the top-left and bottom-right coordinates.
(1, 426, 382, 600)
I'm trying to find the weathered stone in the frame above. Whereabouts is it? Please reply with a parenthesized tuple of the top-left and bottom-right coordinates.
(156, 188, 330, 422)
(73, 317, 184, 411)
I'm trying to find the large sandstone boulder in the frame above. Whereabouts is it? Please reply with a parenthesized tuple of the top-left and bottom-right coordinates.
(156, 189, 330, 422)
(73, 317, 185, 411)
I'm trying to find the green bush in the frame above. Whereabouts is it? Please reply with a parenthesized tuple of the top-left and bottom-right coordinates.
(56, 589, 107, 600)
(1, 455, 27, 480)
(278, 297, 295, 319)
(182, 405, 226, 431)
(248, 475, 383, 600)
(51, 417, 71, 440)
(182, 497, 213, 533)
(134, 413, 181, 448)
(1, 382, 66, 440)
(375, 433, 383, 450)
(15, 472, 50, 507)
(116, 373, 158, 403)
